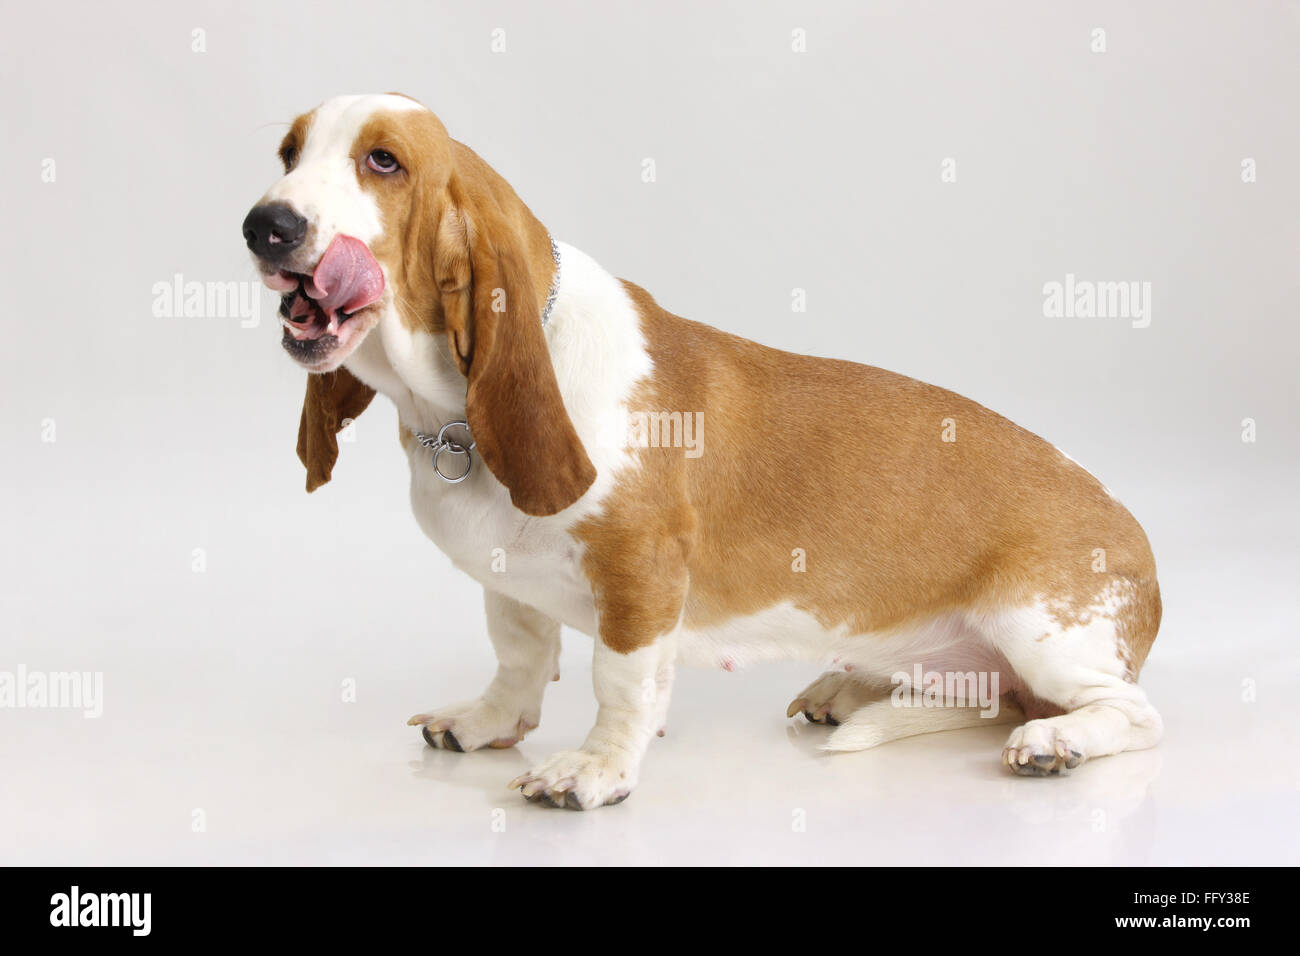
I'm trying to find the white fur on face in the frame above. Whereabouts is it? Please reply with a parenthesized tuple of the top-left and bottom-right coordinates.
(260, 94, 425, 265)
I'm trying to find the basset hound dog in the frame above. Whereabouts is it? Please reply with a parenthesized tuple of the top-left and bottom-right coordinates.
(241, 93, 1163, 810)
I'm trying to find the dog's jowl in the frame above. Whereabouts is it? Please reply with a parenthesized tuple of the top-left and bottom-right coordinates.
(242, 94, 1162, 810)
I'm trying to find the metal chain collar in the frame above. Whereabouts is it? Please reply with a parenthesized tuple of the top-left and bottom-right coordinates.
(413, 421, 475, 483)
(413, 237, 560, 484)
(540, 236, 561, 327)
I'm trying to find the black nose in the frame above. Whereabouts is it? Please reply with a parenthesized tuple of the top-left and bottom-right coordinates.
(242, 202, 307, 260)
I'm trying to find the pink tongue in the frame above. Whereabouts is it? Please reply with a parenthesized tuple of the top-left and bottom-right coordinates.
(306, 235, 384, 315)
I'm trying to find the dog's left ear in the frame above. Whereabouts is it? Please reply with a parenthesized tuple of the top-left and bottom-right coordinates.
(434, 154, 596, 516)
(296, 368, 376, 492)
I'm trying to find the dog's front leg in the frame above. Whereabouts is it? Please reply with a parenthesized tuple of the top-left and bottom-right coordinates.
(511, 636, 676, 810)
(408, 590, 559, 752)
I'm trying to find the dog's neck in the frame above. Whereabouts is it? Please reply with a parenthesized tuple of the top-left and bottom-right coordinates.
(344, 241, 652, 456)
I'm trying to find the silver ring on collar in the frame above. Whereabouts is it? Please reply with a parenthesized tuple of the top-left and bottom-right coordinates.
(414, 421, 476, 484)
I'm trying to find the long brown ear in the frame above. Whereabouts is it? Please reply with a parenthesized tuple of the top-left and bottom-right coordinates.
(435, 163, 596, 516)
(296, 368, 376, 492)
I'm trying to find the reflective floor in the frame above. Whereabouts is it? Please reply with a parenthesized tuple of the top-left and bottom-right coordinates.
(3, 553, 1296, 865)
(3, 432, 1296, 866)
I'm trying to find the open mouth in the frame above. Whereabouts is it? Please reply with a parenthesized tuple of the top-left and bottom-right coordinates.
(280, 275, 361, 342)
(267, 234, 385, 364)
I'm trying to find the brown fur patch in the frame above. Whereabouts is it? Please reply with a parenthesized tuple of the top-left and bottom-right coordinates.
(278, 111, 315, 172)
(575, 282, 1160, 672)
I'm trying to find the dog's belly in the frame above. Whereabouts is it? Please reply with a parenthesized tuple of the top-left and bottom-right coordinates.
(676, 602, 1023, 688)
(676, 604, 852, 669)
(407, 456, 600, 634)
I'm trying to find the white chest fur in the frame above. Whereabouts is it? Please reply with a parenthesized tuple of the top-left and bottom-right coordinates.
(404, 446, 599, 633)
(344, 242, 653, 637)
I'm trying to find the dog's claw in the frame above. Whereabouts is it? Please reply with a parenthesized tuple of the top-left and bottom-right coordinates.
(1003, 740, 1086, 775)
(511, 751, 637, 811)
(420, 725, 464, 752)
(796, 701, 842, 725)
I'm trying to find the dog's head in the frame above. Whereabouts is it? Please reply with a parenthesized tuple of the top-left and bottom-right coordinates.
(243, 93, 594, 515)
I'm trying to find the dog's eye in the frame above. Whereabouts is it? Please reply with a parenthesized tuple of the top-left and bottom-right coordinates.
(281, 146, 298, 171)
(367, 149, 400, 174)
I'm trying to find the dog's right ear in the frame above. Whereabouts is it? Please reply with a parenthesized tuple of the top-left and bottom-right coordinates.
(296, 368, 376, 492)
(432, 155, 596, 517)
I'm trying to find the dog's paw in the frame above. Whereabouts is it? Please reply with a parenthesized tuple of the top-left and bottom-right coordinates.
(408, 699, 537, 753)
(787, 671, 880, 726)
(1002, 720, 1086, 776)
(509, 749, 636, 810)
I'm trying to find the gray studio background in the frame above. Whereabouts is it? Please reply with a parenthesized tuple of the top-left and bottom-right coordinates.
(1, 0, 1297, 865)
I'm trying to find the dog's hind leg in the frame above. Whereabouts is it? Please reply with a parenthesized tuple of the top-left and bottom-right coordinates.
(982, 585, 1163, 776)
(787, 671, 886, 727)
